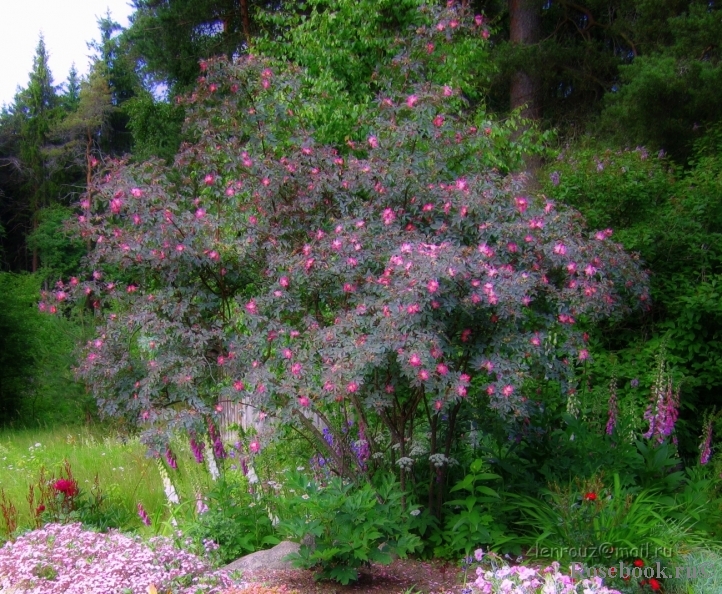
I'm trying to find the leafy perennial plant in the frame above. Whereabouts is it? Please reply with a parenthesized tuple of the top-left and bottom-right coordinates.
(276, 471, 421, 584)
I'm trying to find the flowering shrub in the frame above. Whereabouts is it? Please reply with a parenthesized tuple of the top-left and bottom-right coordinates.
(0, 522, 234, 593)
(47, 3, 648, 521)
(257, 0, 496, 146)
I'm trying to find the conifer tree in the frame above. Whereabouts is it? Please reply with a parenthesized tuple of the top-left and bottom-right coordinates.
(88, 12, 139, 154)
(63, 64, 81, 113)
(17, 35, 61, 271)
(89, 11, 138, 107)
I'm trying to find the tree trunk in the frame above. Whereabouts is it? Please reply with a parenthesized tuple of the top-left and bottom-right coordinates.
(509, 0, 541, 120)
(509, 0, 542, 180)
(240, 0, 252, 48)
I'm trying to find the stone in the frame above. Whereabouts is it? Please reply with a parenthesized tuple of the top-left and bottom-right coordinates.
(223, 540, 301, 572)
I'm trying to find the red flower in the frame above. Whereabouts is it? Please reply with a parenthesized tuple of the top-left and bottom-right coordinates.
(583, 492, 597, 501)
(648, 578, 661, 591)
(633, 559, 645, 568)
(52, 478, 78, 497)
(35, 504, 45, 515)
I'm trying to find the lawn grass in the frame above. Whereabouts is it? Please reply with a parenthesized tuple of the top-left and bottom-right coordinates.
(0, 424, 213, 536)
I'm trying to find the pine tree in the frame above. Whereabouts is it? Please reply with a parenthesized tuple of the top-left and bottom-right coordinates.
(27, 63, 111, 279)
(0, 99, 27, 270)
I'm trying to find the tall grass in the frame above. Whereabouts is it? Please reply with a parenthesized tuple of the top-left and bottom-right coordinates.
(0, 424, 212, 535)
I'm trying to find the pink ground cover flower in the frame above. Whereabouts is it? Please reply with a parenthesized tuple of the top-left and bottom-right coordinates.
(470, 553, 622, 594)
(0, 523, 236, 593)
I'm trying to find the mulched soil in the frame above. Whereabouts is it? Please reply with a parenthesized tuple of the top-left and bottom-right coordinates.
(232, 558, 471, 594)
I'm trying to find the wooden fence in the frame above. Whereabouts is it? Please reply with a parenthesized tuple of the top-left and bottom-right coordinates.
(217, 398, 324, 442)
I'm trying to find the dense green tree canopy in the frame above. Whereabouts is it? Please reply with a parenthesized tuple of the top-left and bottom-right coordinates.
(475, 0, 722, 159)
(124, 0, 263, 93)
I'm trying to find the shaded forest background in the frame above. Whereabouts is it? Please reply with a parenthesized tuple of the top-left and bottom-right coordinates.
(0, 0, 720, 465)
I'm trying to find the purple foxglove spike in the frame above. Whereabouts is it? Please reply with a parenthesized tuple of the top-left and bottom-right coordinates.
(165, 448, 178, 470)
(137, 502, 151, 526)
